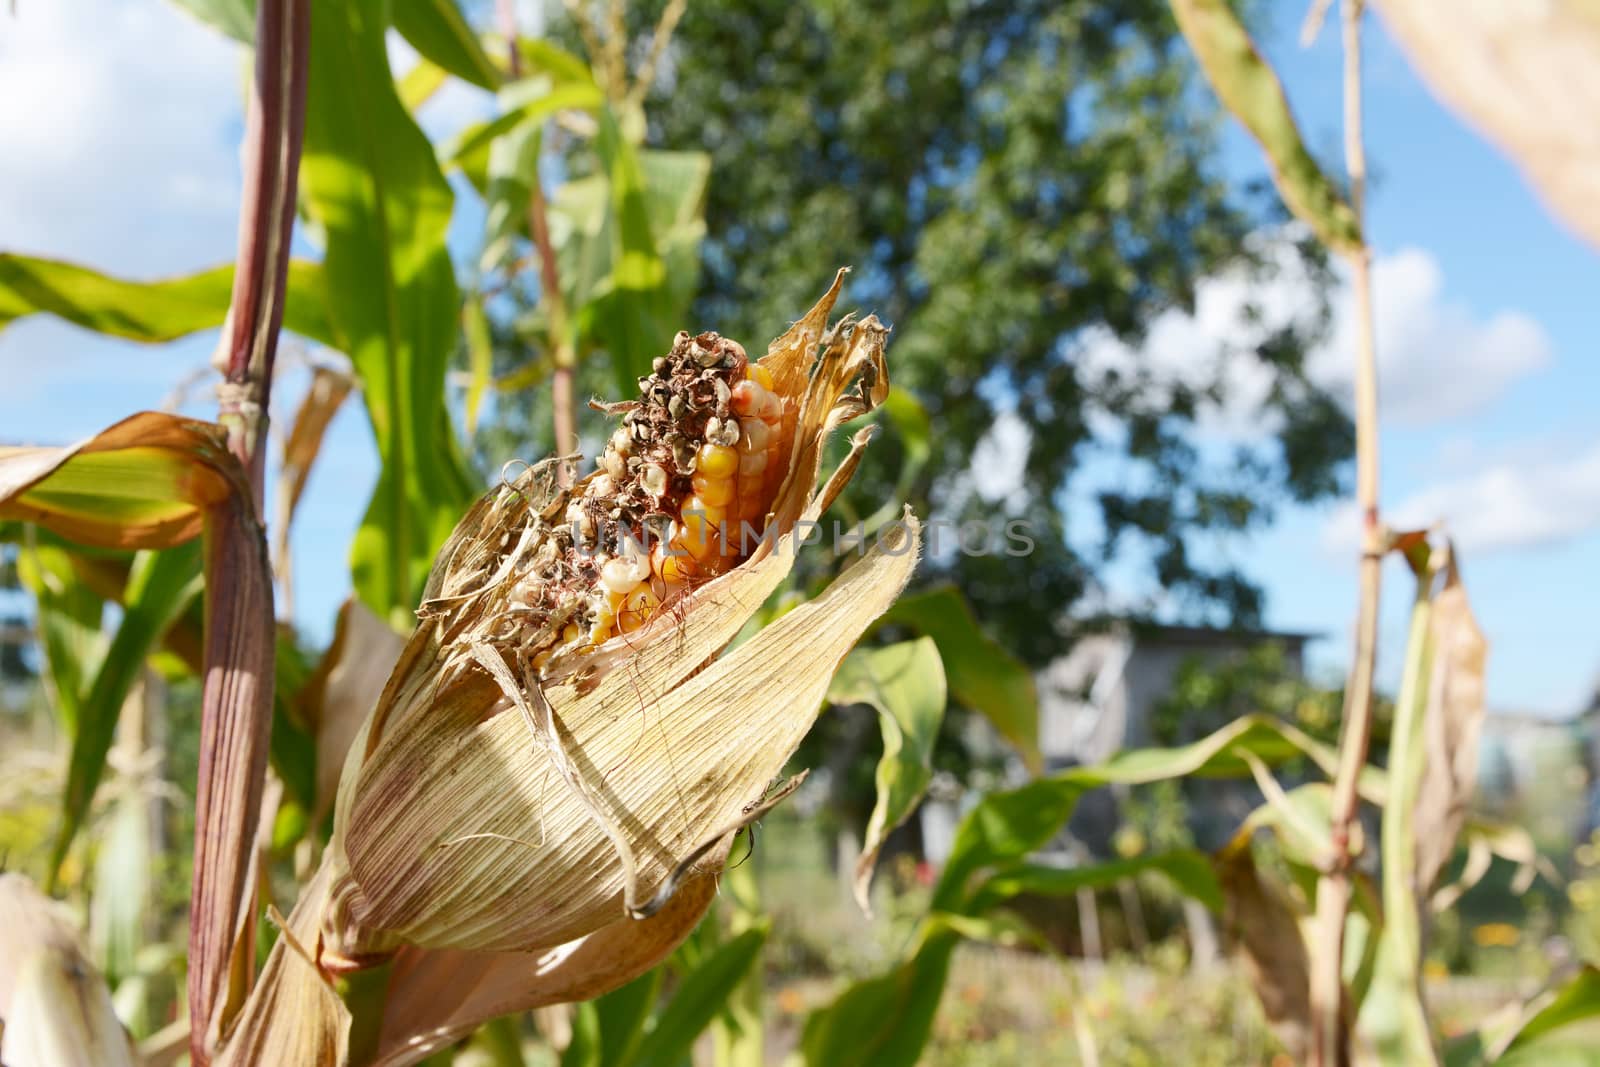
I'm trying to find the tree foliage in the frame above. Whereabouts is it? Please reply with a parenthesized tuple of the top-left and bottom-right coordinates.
(629, 0, 1352, 662)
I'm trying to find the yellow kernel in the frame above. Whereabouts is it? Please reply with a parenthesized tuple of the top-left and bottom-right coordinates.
(532, 648, 554, 669)
(656, 540, 699, 584)
(588, 618, 613, 645)
(683, 494, 727, 528)
(691, 471, 735, 507)
(619, 584, 660, 633)
(562, 623, 581, 644)
(697, 442, 739, 479)
(749, 363, 775, 390)
(678, 515, 721, 561)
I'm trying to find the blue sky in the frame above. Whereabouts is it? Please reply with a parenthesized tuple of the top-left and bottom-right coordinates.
(1, 2, 1595, 716)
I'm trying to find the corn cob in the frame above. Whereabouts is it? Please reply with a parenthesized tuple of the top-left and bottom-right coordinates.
(421, 329, 794, 678)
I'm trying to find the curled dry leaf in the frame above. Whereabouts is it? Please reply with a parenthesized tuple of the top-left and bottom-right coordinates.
(0, 874, 137, 1067)
(1412, 551, 1488, 893)
(0, 411, 248, 549)
(220, 273, 917, 1065)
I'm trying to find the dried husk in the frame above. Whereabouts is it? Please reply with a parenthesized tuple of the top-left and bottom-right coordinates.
(321, 270, 892, 957)
(219, 273, 914, 1064)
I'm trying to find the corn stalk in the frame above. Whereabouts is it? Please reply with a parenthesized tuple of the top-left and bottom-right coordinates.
(1308, 4, 1380, 1064)
(190, 0, 310, 1061)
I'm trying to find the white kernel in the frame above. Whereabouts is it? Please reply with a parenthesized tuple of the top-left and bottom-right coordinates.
(600, 543, 650, 593)
(599, 563, 639, 596)
(641, 462, 669, 498)
(740, 417, 770, 451)
(739, 449, 767, 476)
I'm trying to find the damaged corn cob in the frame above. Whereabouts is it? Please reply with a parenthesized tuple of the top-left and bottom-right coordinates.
(422, 329, 797, 676)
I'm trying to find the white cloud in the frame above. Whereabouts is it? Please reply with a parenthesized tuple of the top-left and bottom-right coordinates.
(0, 1, 245, 414)
(1075, 234, 1552, 433)
(0, 0, 244, 273)
(1323, 438, 1600, 554)
(1312, 249, 1552, 425)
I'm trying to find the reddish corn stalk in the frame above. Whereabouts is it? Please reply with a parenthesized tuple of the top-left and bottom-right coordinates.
(496, 0, 578, 481)
(191, 0, 310, 1061)
(1309, 2, 1379, 1064)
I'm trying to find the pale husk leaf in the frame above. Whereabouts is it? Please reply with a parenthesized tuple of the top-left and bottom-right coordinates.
(324, 274, 895, 956)
(0, 874, 136, 1067)
(336, 508, 920, 952)
(213, 864, 348, 1067)
(372, 868, 723, 1065)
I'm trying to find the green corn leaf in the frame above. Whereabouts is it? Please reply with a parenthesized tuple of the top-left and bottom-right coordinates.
(799, 924, 958, 1067)
(828, 638, 947, 911)
(392, 0, 500, 91)
(0, 254, 333, 346)
(1363, 550, 1486, 1067)
(302, 0, 478, 620)
(632, 925, 769, 1067)
(1169, 0, 1362, 254)
(270, 633, 317, 815)
(969, 848, 1223, 914)
(15, 544, 107, 734)
(1499, 967, 1600, 1063)
(51, 541, 204, 885)
(932, 713, 1340, 913)
(516, 38, 595, 86)
(168, 0, 255, 42)
(448, 79, 606, 206)
(877, 584, 1039, 770)
(398, 58, 450, 112)
(90, 784, 155, 986)
(582, 106, 676, 395)
(593, 967, 663, 1067)
(561, 1001, 603, 1067)
(169, 0, 500, 95)
(462, 295, 493, 437)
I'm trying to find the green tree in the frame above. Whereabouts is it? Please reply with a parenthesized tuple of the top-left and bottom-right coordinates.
(632, 0, 1352, 664)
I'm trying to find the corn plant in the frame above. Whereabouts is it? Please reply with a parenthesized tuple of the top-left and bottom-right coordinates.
(0, 2, 1010, 1063)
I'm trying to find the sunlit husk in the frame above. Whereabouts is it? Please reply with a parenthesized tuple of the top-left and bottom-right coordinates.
(219, 274, 914, 1063)
(323, 271, 896, 956)
(336, 506, 917, 954)
(213, 866, 347, 1067)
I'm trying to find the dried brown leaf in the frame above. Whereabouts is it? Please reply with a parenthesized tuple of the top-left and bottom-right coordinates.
(300, 597, 406, 821)
(279, 366, 353, 525)
(1413, 552, 1489, 892)
(1217, 849, 1318, 1064)
(334, 512, 920, 954)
